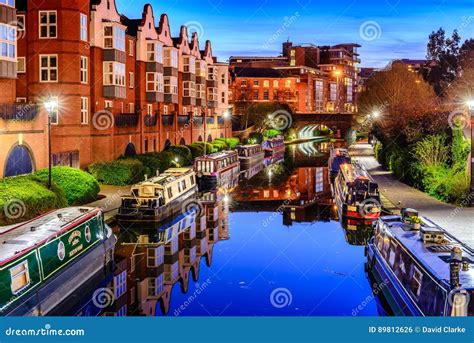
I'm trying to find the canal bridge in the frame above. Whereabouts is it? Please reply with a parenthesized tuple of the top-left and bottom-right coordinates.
(292, 113, 354, 139)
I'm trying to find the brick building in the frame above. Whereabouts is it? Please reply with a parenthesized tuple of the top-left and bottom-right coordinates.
(229, 41, 361, 114)
(0, 0, 230, 178)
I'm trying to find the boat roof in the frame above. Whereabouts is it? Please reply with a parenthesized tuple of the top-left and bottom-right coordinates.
(236, 144, 261, 149)
(0, 207, 100, 265)
(195, 151, 237, 161)
(133, 168, 194, 188)
(379, 215, 474, 289)
(339, 162, 376, 184)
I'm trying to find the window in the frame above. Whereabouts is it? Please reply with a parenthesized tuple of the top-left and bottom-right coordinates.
(129, 72, 134, 88)
(221, 73, 226, 84)
(116, 305, 127, 317)
(80, 56, 88, 84)
(16, 97, 26, 103)
(147, 247, 163, 267)
(113, 271, 127, 299)
(346, 78, 353, 103)
(80, 13, 87, 41)
(253, 80, 259, 86)
(103, 25, 125, 51)
(183, 56, 196, 73)
(105, 100, 113, 109)
(1, 0, 15, 7)
(285, 80, 291, 88)
(273, 80, 279, 88)
(263, 90, 269, 100)
(129, 103, 135, 113)
(39, 55, 58, 82)
(103, 62, 125, 86)
(315, 80, 324, 112)
(164, 76, 178, 94)
(129, 40, 134, 56)
(196, 83, 205, 99)
(48, 96, 59, 124)
(329, 82, 337, 102)
(147, 104, 153, 115)
(167, 187, 173, 199)
(196, 61, 207, 77)
(16, 15, 25, 33)
(10, 260, 30, 294)
(208, 87, 217, 102)
(163, 105, 168, 114)
(163, 48, 178, 68)
(241, 80, 247, 87)
(81, 97, 88, 124)
(253, 90, 259, 99)
(39, 11, 57, 38)
(144, 139, 148, 153)
(146, 72, 164, 92)
(146, 42, 163, 63)
(263, 80, 269, 87)
(0, 23, 16, 60)
(221, 92, 225, 104)
(17, 57, 25, 73)
(273, 90, 279, 100)
(410, 266, 423, 298)
(183, 81, 196, 97)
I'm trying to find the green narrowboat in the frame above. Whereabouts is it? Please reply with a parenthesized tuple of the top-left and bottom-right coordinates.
(0, 207, 116, 316)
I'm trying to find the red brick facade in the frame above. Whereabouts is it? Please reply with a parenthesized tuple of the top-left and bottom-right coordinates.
(0, 0, 230, 177)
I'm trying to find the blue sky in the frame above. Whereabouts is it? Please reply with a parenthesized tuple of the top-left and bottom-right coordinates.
(116, 0, 474, 67)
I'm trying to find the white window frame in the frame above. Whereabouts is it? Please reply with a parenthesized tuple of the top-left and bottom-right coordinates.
(113, 271, 127, 299)
(1, 0, 15, 8)
(10, 260, 30, 294)
(147, 104, 153, 115)
(163, 105, 168, 114)
(16, 97, 26, 103)
(103, 61, 125, 87)
(81, 97, 89, 124)
(164, 48, 178, 68)
(80, 13, 87, 42)
(39, 11, 57, 39)
(129, 72, 134, 89)
(164, 76, 178, 95)
(80, 56, 88, 84)
(17, 56, 26, 73)
(39, 54, 58, 83)
(0, 23, 16, 61)
(103, 24, 125, 51)
(146, 72, 163, 93)
(16, 14, 25, 33)
(146, 42, 163, 63)
(183, 81, 196, 97)
(183, 56, 196, 73)
(129, 103, 135, 113)
(129, 40, 134, 56)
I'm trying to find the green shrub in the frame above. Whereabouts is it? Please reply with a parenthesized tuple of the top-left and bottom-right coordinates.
(219, 137, 240, 149)
(89, 159, 144, 185)
(191, 142, 214, 155)
(0, 175, 67, 225)
(188, 144, 204, 159)
(420, 165, 469, 203)
(132, 151, 174, 176)
(248, 132, 264, 144)
(35, 167, 100, 205)
(263, 129, 282, 138)
(166, 145, 193, 165)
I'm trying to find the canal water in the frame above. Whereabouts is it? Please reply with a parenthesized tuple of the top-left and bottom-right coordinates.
(64, 141, 386, 316)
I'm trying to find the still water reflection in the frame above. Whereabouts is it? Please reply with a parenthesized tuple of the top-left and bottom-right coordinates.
(61, 141, 385, 316)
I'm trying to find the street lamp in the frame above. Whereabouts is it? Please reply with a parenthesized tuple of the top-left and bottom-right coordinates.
(44, 99, 58, 190)
(223, 110, 231, 142)
(467, 100, 474, 206)
(372, 110, 380, 119)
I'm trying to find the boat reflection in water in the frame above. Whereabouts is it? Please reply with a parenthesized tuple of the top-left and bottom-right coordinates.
(341, 219, 374, 246)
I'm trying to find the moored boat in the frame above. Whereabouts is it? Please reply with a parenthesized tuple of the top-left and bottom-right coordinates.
(366, 209, 474, 316)
(262, 136, 285, 157)
(118, 168, 198, 222)
(332, 162, 381, 222)
(236, 144, 265, 170)
(194, 151, 240, 191)
(328, 146, 351, 181)
(0, 207, 116, 316)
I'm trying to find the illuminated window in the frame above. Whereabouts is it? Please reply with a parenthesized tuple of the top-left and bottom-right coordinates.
(17, 57, 25, 73)
(113, 271, 127, 299)
(10, 260, 30, 294)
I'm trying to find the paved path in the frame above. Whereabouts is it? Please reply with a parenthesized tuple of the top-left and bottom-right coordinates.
(86, 185, 129, 223)
(350, 143, 474, 249)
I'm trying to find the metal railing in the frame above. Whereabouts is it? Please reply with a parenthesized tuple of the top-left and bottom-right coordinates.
(115, 113, 139, 127)
(0, 103, 39, 121)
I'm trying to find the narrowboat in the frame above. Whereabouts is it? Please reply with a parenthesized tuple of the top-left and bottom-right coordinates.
(242, 162, 264, 180)
(118, 168, 198, 222)
(194, 151, 240, 191)
(0, 207, 116, 316)
(366, 209, 473, 316)
(328, 146, 351, 181)
(332, 162, 381, 222)
(235, 144, 265, 170)
(264, 150, 285, 167)
(262, 136, 285, 157)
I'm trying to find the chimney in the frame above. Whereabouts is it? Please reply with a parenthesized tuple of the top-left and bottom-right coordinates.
(450, 247, 463, 288)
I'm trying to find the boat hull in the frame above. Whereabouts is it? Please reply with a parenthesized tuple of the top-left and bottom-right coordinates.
(118, 186, 198, 222)
(3, 229, 116, 316)
(239, 152, 265, 170)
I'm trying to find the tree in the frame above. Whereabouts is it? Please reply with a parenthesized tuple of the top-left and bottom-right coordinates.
(424, 28, 461, 96)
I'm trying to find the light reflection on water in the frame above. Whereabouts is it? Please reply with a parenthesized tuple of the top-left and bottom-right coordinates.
(61, 140, 385, 316)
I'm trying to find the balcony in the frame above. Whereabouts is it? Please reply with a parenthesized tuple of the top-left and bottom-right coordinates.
(104, 85, 126, 99)
(146, 62, 163, 73)
(0, 103, 39, 121)
(115, 113, 139, 127)
(193, 116, 203, 126)
(178, 115, 190, 126)
(103, 49, 126, 63)
(162, 115, 174, 126)
(146, 91, 164, 103)
(144, 114, 158, 127)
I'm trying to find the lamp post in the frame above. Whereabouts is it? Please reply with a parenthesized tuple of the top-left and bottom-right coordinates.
(223, 110, 231, 142)
(468, 100, 474, 206)
(44, 99, 58, 190)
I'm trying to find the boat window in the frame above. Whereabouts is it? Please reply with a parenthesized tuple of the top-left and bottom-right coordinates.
(10, 260, 30, 294)
(147, 248, 158, 267)
(167, 187, 173, 199)
(181, 180, 186, 190)
(388, 241, 398, 268)
(410, 266, 423, 298)
(190, 175, 195, 185)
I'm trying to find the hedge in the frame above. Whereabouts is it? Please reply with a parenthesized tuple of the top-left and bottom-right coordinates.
(0, 175, 67, 225)
(166, 145, 193, 165)
(89, 159, 144, 185)
(131, 151, 173, 177)
(34, 167, 100, 206)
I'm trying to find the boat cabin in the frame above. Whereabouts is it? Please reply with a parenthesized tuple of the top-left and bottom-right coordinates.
(194, 151, 239, 176)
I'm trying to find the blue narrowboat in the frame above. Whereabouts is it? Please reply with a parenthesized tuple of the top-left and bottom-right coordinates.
(366, 209, 473, 316)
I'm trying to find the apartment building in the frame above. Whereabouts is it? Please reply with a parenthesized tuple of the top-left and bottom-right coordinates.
(0, 0, 230, 177)
(229, 41, 361, 114)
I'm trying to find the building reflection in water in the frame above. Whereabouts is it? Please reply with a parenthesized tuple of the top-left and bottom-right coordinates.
(96, 191, 230, 317)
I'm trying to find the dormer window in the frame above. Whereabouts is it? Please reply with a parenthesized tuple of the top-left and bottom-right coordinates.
(104, 24, 125, 51)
